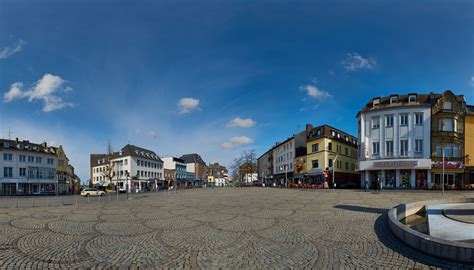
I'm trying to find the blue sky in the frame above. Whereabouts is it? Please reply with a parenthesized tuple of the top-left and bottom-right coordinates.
(1, 0, 473, 182)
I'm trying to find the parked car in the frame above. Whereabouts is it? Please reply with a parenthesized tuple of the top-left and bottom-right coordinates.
(81, 188, 105, 197)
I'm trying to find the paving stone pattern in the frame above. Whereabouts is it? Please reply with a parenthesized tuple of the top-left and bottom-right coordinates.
(1, 188, 474, 269)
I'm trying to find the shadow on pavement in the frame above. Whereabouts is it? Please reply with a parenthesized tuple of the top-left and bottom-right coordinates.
(334, 204, 386, 214)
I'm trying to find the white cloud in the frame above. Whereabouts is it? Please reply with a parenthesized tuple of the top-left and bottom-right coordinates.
(3, 74, 73, 112)
(3, 82, 25, 102)
(146, 129, 157, 138)
(227, 117, 256, 128)
(301, 84, 332, 99)
(342, 53, 376, 71)
(470, 76, 474, 87)
(221, 136, 253, 149)
(178, 97, 200, 113)
(0, 39, 25, 59)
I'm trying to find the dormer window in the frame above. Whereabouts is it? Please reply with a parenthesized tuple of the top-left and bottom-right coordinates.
(409, 95, 417, 103)
(373, 98, 380, 107)
(443, 101, 453, 110)
(390, 96, 398, 104)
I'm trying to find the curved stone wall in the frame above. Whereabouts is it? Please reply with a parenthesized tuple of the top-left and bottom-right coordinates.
(388, 198, 474, 263)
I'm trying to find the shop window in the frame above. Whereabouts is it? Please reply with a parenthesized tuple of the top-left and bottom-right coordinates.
(400, 170, 411, 188)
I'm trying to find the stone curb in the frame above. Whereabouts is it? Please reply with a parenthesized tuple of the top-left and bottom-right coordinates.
(388, 198, 474, 263)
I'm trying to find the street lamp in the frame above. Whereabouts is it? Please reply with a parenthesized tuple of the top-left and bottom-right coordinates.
(332, 154, 339, 189)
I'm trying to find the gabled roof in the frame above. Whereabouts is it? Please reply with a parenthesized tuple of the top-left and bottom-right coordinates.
(180, 153, 206, 165)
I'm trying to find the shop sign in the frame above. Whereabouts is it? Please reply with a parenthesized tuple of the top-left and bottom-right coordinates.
(373, 160, 418, 168)
(433, 161, 464, 169)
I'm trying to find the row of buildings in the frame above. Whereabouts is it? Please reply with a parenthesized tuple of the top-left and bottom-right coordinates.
(0, 138, 81, 195)
(90, 145, 228, 191)
(258, 90, 474, 190)
(257, 124, 360, 188)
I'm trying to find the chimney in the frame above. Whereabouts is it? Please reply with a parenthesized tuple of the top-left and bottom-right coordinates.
(306, 123, 313, 131)
(15, 138, 19, 143)
(41, 142, 47, 147)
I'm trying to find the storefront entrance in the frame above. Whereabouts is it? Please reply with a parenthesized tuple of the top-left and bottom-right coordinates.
(1, 183, 16, 195)
(385, 170, 396, 188)
(416, 170, 428, 189)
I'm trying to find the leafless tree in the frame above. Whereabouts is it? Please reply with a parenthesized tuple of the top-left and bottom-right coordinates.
(230, 149, 257, 182)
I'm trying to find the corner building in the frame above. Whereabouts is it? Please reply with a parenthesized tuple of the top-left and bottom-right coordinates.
(357, 93, 432, 189)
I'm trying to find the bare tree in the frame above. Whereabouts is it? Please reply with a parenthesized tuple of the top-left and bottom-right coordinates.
(230, 149, 257, 183)
(107, 139, 114, 155)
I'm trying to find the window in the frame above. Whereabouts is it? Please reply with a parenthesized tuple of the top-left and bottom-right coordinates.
(3, 153, 13, 161)
(385, 115, 393, 127)
(329, 159, 333, 168)
(345, 162, 349, 170)
(28, 156, 34, 162)
(19, 168, 26, 177)
(372, 142, 380, 155)
(35, 157, 42, 164)
(439, 118, 454, 132)
(19, 155, 26, 162)
(124, 159, 128, 165)
(373, 98, 380, 106)
(415, 113, 423, 125)
(312, 160, 318, 168)
(386, 141, 394, 156)
(311, 143, 319, 152)
(372, 117, 380, 129)
(345, 147, 348, 155)
(400, 114, 408, 126)
(400, 140, 408, 156)
(47, 158, 54, 165)
(443, 101, 452, 110)
(390, 96, 398, 104)
(4, 167, 13, 178)
(444, 145, 453, 157)
(453, 144, 459, 157)
(409, 95, 417, 103)
(328, 142, 332, 151)
(415, 139, 423, 153)
(436, 145, 441, 157)
(331, 130, 336, 137)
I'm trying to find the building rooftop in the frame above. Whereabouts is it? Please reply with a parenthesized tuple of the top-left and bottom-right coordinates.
(0, 138, 57, 156)
(306, 124, 358, 147)
(180, 153, 206, 165)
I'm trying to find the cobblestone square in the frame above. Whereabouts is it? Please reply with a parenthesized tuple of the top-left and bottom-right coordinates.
(1, 188, 473, 269)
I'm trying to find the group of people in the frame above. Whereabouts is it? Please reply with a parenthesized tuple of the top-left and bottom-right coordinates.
(364, 177, 383, 192)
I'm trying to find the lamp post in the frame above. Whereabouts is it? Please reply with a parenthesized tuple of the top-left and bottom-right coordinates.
(332, 154, 339, 189)
(285, 164, 288, 189)
(442, 146, 445, 196)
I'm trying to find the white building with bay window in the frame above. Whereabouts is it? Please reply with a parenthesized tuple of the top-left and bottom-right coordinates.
(1, 139, 58, 195)
(357, 94, 433, 189)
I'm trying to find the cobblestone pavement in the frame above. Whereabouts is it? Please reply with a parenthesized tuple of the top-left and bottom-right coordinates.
(1, 188, 473, 269)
